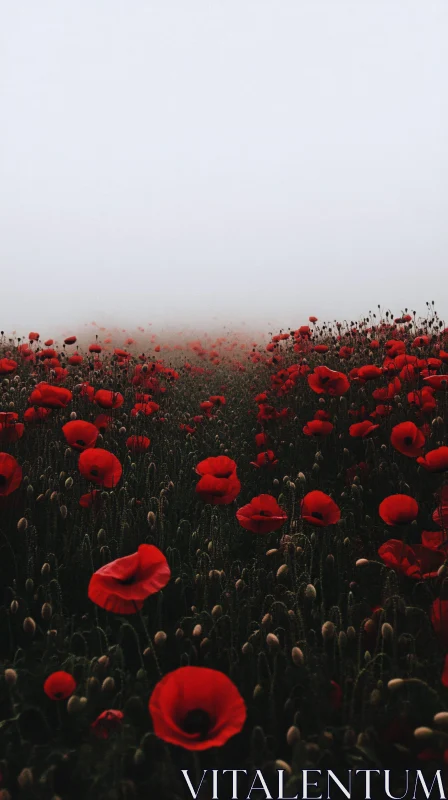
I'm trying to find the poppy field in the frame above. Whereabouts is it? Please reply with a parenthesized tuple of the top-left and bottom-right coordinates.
(2, 307, 448, 799)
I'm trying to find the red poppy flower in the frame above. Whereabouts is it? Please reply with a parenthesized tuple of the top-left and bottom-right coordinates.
(255, 432, 268, 448)
(431, 599, 448, 648)
(0, 412, 24, 444)
(94, 390, 124, 410)
(79, 489, 103, 510)
(236, 494, 287, 534)
(29, 331, 39, 341)
(88, 543, 170, 614)
(131, 401, 160, 417)
(44, 671, 76, 700)
(24, 406, 51, 424)
(91, 709, 124, 739)
(209, 395, 226, 407)
(349, 421, 379, 438)
(28, 383, 72, 409)
(94, 414, 112, 433)
(303, 420, 334, 437)
(378, 539, 444, 579)
(62, 420, 99, 451)
(357, 365, 383, 381)
(89, 344, 102, 353)
(126, 435, 150, 453)
(64, 336, 77, 345)
(417, 447, 448, 473)
(301, 490, 341, 527)
(0, 358, 17, 375)
(78, 448, 122, 488)
(313, 345, 329, 354)
(68, 354, 83, 366)
(0, 453, 22, 496)
(307, 366, 350, 396)
(149, 666, 246, 751)
(379, 494, 418, 526)
(250, 450, 278, 468)
(195, 456, 241, 505)
(390, 421, 425, 457)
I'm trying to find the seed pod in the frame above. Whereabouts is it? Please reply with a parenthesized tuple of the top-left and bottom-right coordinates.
(23, 617, 36, 636)
(4, 668, 17, 687)
(322, 621, 335, 641)
(414, 727, 433, 741)
(65, 476, 73, 489)
(291, 646, 304, 666)
(192, 624, 202, 637)
(17, 517, 28, 532)
(266, 632, 279, 648)
(305, 584, 316, 600)
(101, 677, 115, 692)
(41, 603, 52, 621)
(154, 631, 167, 646)
(242, 642, 253, 656)
(381, 622, 393, 640)
(211, 604, 222, 619)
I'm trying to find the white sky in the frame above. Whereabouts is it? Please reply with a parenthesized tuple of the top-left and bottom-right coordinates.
(1, 1, 447, 336)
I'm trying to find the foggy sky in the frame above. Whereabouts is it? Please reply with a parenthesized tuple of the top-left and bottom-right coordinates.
(1, 1, 447, 337)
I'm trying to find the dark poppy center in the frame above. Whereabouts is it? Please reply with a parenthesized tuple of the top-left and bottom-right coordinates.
(311, 511, 323, 520)
(0, 474, 6, 486)
(404, 436, 413, 446)
(320, 376, 330, 383)
(76, 439, 85, 446)
(90, 468, 99, 477)
(216, 471, 232, 479)
(258, 510, 270, 516)
(117, 574, 136, 586)
(182, 708, 211, 739)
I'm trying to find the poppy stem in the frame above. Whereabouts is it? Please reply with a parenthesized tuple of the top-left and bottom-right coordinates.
(136, 605, 162, 678)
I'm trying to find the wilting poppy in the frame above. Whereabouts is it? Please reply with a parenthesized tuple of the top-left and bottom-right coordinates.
(43, 671, 76, 701)
(78, 448, 122, 488)
(148, 666, 246, 751)
(126, 435, 150, 453)
(349, 421, 379, 438)
(236, 494, 287, 534)
(62, 420, 99, 451)
(94, 390, 124, 410)
(29, 383, 72, 409)
(195, 456, 241, 505)
(390, 421, 426, 458)
(417, 447, 448, 473)
(301, 491, 341, 527)
(378, 539, 444, 579)
(379, 494, 418, 526)
(308, 366, 350, 396)
(91, 709, 124, 739)
(0, 453, 22, 496)
(250, 450, 278, 468)
(88, 543, 170, 614)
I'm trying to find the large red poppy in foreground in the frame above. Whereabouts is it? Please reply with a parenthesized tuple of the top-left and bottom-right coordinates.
(88, 543, 171, 614)
(301, 490, 341, 527)
(62, 420, 99, 451)
(195, 456, 241, 505)
(149, 666, 246, 750)
(379, 494, 418, 526)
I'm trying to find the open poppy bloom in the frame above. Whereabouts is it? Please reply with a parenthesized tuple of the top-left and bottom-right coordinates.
(0, 453, 22, 496)
(91, 709, 124, 739)
(149, 666, 246, 751)
(88, 543, 171, 614)
(94, 390, 124, 410)
(195, 456, 241, 505)
(303, 420, 334, 437)
(236, 494, 287, 534)
(379, 494, 418, 526)
(349, 420, 379, 438)
(301, 490, 341, 527)
(307, 366, 350, 396)
(44, 671, 76, 700)
(0, 358, 17, 375)
(28, 383, 72, 409)
(250, 450, 278, 468)
(390, 421, 426, 457)
(126, 435, 150, 453)
(417, 447, 448, 473)
(378, 539, 445, 579)
(62, 420, 99, 451)
(78, 448, 122, 488)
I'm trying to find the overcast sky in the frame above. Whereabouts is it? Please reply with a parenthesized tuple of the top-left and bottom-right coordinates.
(1, 1, 447, 337)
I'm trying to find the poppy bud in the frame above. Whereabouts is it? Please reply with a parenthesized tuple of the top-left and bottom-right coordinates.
(338, 631, 347, 648)
(381, 622, 393, 640)
(41, 603, 52, 621)
(286, 725, 301, 746)
(50, 491, 58, 502)
(60, 505, 68, 519)
(41, 562, 50, 576)
(275, 760, 292, 775)
(101, 677, 115, 693)
(369, 689, 381, 706)
(414, 727, 433, 740)
(322, 621, 335, 640)
(25, 578, 34, 592)
(4, 668, 17, 686)
(17, 769, 33, 789)
(23, 617, 36, 636)
(67, 695, 85, 715)
(211, 604, 222, 619)
(387, 678, 405, 690)
(87, 677, 100, 697)
(364, 650, 371, 663)
(253, 684, 264, 699)
(356, 558, 369, 567)
(235, 578, 245, 590)
(433, 712, 448, 725)
(10, 599, 19, 614)
(261, 613, 272, 628)
(266, 632, 279, 648)
(292, 646, 304, 666)
(192, 624, 202, 638)
(305, 584, 316, 600)
(242, 641, 253, 655)
(347, 626, 356, 640)
(364, 619, 375, 635)
(154, 631, 167, 646)
(273, 478, 279, 486)
(97, 529, 107, 545)
(147, 511, 156, 527)
(27, 485, 34, 497)
(276, 564, 288, 579)
(175, 628, 184, 639)
(17, 517, 28, 532)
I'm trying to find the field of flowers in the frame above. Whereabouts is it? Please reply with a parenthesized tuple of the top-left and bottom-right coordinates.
(1, 306, 448, 798)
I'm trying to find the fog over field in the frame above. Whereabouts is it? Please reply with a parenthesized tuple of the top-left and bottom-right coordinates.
(1, 0, 447, 336)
